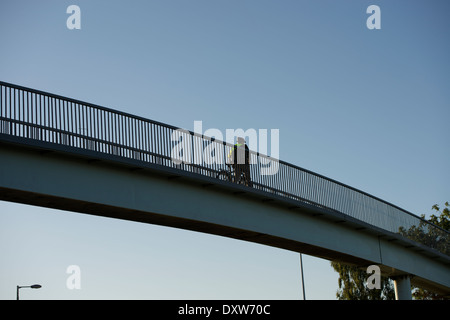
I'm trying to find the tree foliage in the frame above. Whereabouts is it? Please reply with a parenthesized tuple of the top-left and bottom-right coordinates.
(331, 202, 449, 300)
(405, 202, 450, 300)
(331, 261, 395, 300)
(399, 202, 449, 256)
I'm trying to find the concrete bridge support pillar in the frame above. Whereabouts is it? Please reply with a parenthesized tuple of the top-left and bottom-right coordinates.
(393, 275, 412, 300)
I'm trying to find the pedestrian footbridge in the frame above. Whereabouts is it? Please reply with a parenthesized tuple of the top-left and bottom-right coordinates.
(0, 81, 449, 299)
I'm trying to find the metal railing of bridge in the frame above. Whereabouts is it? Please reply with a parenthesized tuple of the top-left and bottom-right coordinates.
(0, 81, 448, 257)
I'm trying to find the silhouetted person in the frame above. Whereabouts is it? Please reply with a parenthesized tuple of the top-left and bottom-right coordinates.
(228, 137, 252, 187)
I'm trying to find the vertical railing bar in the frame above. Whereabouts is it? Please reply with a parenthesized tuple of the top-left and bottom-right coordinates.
(132, 118, 136, 157)
(0, 85, 3, 119)
(20, 89, 24, 137)
(57, 98, 61, 143)
(12, 87, 16, 136)
(121, 114, 125, 157)
(121, 115, 128, 158)
(149, 122, 153, 162)
(100, 109, 103, 152)
(144, 120, 148, 158)
(47, 96, 51, 142)
(127, 116, 130, 156)
(47, 95, 51, 142)
(71, 101, 75, 147)
(126, 116, 130, 157)
(167, 126, 171, 165)
(145, 120, 149, 159)
(140, 119, 143, 159)
(32, 92, 36, 137)
(92, 106, 95, 149)
(134, 117, 137, 157)
(152, 121, 155, 162)
(8, 87, 11, 127)
(118, 114, 123, 156)
(96, 108, 100, 152)
(44, 96, 51, 141)
(42, 94, 46, 140)
(156, 124, 161, 164)
(142, 120, 146, 161)
(163, 126, 167, 165)
(83, 104, 87, 148)
(38, 93, 42, 140)
(67, 101, 74, 147)
(160, 125, 164, 164)
(110, 113, 120, 155)
(129, 116, 132, 157)
(69, 101, 73, 146)
(140, 119, 144, 160)
(62, 99, 66, 139)
(117, 114, 121, 154)
(51, 96, 54, 142)
(138, 119, 142, 159)
(48, 95, 51, 142)
(115, 113, 119, 154)
(105, 111, 111, 154)
(101, 110, 105, 149)
(105, 111, 115, 152)
(129, 116, 133, 157)
(83, 103, 86, 148)
(2, 85, 5, 119)
(108, 112, 112, 153)
(131, 117, 135, 158)
(159, 124, 163, 164)
(16, 88, 20, 137)
(35, 92, 39, 139)
(125, 115, 129, 157)
(108, 110, 112, 152)
(66, 100, 70, 145)
(45, 96, 52, 142)
(12, 87, 15, 135)
(119, 113, 122, 155)
(147, 121, 151, 161)
(130, 117, 139, 159)
(152, 123, 156, 163)
(25, 90, 29, 137)
(32, 93, 40, 139)
(75, 102, 78, 147)
(82, 103, 85, 148)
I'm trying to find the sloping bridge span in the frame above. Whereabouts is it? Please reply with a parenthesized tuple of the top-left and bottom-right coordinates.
(0, 81, 449, 297)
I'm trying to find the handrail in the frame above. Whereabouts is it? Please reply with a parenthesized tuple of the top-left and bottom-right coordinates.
(1, 81, 448, 257)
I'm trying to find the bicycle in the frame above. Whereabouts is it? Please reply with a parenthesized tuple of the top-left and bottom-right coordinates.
(216, 164, 251, 186)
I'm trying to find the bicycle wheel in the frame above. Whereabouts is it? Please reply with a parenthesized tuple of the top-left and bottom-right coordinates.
(237, 172, 253, 187)
(216, 170, 232, 182)
(236, 173, 245, 185)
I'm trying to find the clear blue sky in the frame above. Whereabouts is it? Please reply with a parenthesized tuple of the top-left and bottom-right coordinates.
(1, 0, 449, 299)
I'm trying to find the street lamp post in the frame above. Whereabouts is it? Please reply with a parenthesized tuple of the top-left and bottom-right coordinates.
(299, 254, 306, 300)
(16, 284, 42, 300)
